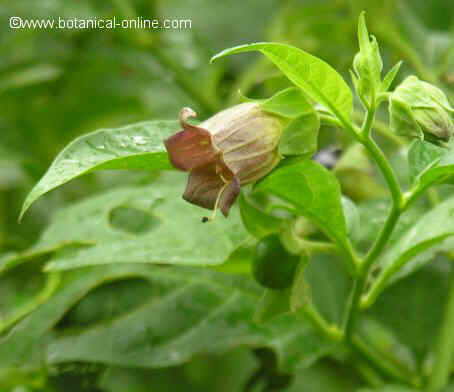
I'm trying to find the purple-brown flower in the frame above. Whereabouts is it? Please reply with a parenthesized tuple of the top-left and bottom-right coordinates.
(164, 103, 285, 218)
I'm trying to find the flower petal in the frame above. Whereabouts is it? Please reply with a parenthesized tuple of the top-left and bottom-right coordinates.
(183, 163, 240, 217)
(164, 108, 219, 171)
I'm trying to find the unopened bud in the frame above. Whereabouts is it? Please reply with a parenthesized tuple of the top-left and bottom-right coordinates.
(389, 76, 454, 142)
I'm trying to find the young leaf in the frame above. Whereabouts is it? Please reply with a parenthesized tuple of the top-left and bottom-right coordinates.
(254, 160, 353, 269)
(211, 43, 353, 122)
(409, 140, 454, 199)
(20, 120, 179, 220)
(381, 61, 403, 92)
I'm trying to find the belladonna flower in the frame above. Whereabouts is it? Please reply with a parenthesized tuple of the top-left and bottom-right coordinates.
(164, 103, 286, 219)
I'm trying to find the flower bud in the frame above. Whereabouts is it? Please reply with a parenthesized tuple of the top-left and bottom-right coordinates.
(164, 103, 286, 218)
(351, 12, 383, 107)
(352, 35, 383, 105)
(389, 76, 454, 142)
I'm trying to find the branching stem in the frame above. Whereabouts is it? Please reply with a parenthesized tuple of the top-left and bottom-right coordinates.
(337, 103, 404, 340)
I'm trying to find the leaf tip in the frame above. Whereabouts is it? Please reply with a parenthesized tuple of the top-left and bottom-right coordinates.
(18, 201, 30, 223)
(357, 11, 369, 49)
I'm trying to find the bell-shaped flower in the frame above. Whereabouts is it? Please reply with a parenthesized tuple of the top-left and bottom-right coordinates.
(164, 103, 286, 218)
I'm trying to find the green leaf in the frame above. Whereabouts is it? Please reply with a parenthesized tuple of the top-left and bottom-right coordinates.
(381, 61, 403, 92)
(239, 192, 282, 239)
(260, 87, 314, 119)
(255, 160, 350, 260)
(356, 318, 417, 383)
(364, 197, 454, 306)
(211, 43, 353, 121)
(284, 361, 361, 391)
(293, 253, 351, 327)
(410, 140, 454, 198)
(99, 349, 257, 392)
(259, 87, 320, 157)
(0, 264, 334, 373)
(31, 173, 248, 271)
(407, 139, 444, 183)
(370, 262, 450, 360)
(354, 199, 426, 253)
(279, 112, 320, 156)
(20, 120, 179, 220)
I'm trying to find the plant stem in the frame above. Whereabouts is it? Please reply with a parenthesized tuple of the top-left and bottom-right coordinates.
(342, 104, 404, 340)
(352, 112, 405, 147)
(345, 203, 401, 339)
(427, 267, 454, 392)
(303, 304, 343, 341)
(361, 137, 402, 208)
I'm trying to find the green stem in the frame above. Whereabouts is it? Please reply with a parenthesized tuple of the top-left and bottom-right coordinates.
(304, 240, 338, 255)
(345, 203, 401, 339)
(352, 112, 405, 146)
(427, 267, 454, 392)
(303, 304, 343, 341)
(361, 136, 402, 208)
(342, 104, 404, 340)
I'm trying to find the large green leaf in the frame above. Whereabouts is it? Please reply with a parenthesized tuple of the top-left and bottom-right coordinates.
(0, 264, 334, 373)
(20, 120, 179, 220)
(255, 160, 351, 263)
(369, 261, 449, 361)
(364, 197, 454, 307)
(15, 173, 248, 271)
(211, 43, 353, 121)
(98, 348, 257, 392)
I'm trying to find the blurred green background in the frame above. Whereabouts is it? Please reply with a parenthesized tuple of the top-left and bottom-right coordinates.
(0, 0, 452, 391)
